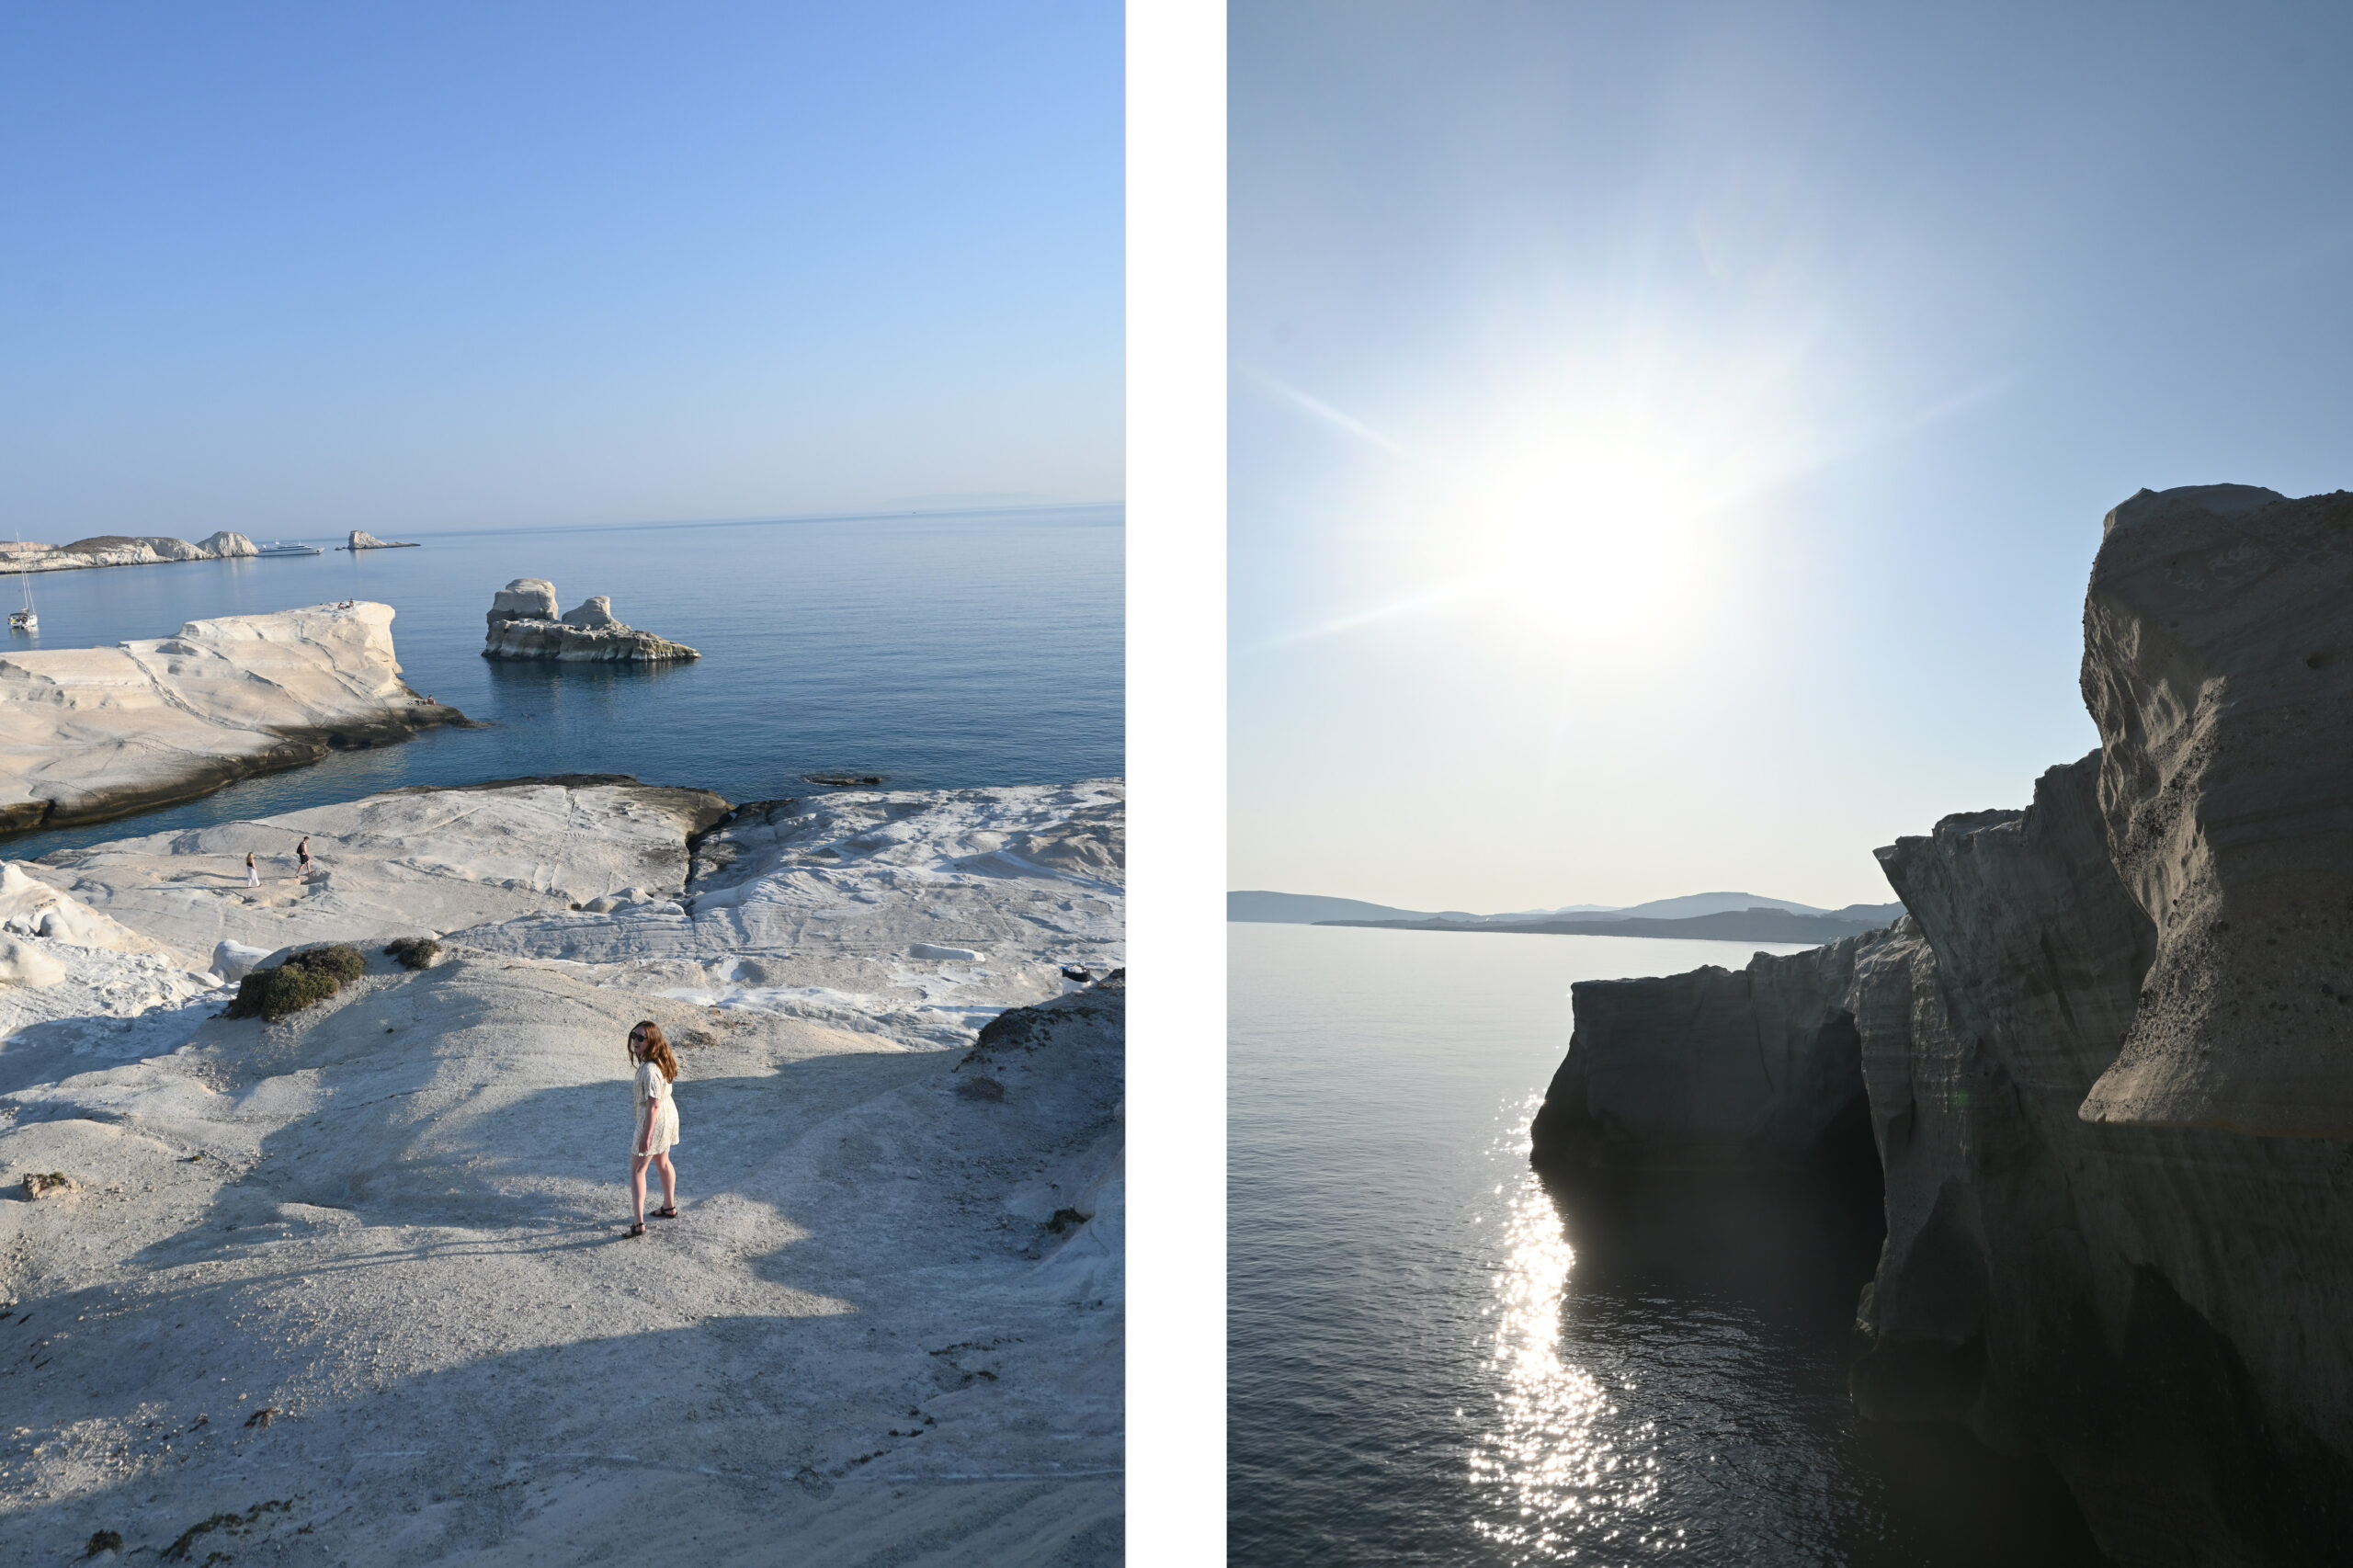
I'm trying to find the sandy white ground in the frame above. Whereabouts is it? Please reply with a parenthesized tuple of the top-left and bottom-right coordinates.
(0, 779, 1123, 1565)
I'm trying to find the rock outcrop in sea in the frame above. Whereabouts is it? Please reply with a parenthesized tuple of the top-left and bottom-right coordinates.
(9, 532, 258, 573)
(0, 602, 463, 832)
(1529, 484, 2353, 1566)
(482, 578, 699, 663)
(343, 529, 418, 550)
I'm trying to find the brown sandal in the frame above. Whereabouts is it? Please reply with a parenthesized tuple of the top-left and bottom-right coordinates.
(651, 1205, 679, 1220)
(625, 1221, 646, 1237)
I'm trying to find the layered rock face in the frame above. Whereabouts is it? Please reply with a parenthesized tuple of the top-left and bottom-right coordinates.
(1529, 486, 2353, 1565)
(0, 603, 463, 832)
(2075, 485, 2353, 1135)
(1849, 754, 2353, 1565)
(482, 577, 699, 663)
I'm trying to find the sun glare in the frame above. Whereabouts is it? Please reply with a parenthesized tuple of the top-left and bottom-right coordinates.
(1372, 324, 1835, 654)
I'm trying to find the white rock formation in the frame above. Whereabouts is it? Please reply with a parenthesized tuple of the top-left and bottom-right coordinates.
(209, 938, 273, 983)
(11, 533, 256, 573)
(343, 529, 417, 550)
(490, 577, 560, 620)
(0, 863, 177, 958)
(0, 776, 1123, 1562)
(36, 779, 729, 969)
(0, 936, 66, 988)
(483, 578, 699, 663)
(0, 603, 461, 831)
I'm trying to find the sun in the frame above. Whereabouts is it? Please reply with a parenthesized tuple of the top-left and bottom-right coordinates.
(1397, 330, 1832, 652)
(1451, 420, 1720, 642)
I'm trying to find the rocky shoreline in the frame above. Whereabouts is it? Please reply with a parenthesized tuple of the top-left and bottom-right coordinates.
(1529, 484, 2353, 1565)
(0, 603, 466, 836)
(0, 776, 1124, 1562)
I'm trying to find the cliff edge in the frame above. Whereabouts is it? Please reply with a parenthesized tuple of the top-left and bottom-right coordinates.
(1528, 485, 2353, 1565)
(0, 602, 464, 833)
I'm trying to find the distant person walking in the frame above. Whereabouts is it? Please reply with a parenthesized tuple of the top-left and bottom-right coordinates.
(245, 851, 259, 888)
(625, 1020, 681, 1237)
(296, 836, 313, 877)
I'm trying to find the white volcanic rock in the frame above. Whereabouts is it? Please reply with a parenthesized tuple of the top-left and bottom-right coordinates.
(0, 778, 1125, 1562)
(26, 779, 729, 969)
(2075, 484, 2353, 1134)
(0, 864, 177, 958)
(0, 936, 67, 988)
(0, 603, 462, 832)
(14, 533, 257, 573)
(210, 938, 272, 983)
(459, 781, 1126, 1047)
(489, 577, 560, 621)
(344, 529, 415, 550)
(483, 580, 699, 664)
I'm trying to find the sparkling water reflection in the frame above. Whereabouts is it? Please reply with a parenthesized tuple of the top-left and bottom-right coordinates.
(1472, 1111, 1662, 1562)
(1230, 923, 2109, 1566)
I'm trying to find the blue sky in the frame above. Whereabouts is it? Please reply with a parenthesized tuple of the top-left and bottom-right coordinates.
(1230, 0, 2353, 911)
(0, 2, 1122, 540)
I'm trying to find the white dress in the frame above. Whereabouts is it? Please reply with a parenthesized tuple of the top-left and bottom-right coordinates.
(633, 1061, 680, 1156)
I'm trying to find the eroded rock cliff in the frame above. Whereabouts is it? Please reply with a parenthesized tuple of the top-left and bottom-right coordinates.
(1529, 935, 1876, 1173)
(482, 578, 699, 663)
(2075, 484, 2353, 1135)
(1529, 485, 2353, 1565)
(0, 603, 464, 832)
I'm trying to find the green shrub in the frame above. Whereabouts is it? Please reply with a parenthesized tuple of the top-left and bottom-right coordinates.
(384, 936, 441, 971)
(223, 943, 365, 1021)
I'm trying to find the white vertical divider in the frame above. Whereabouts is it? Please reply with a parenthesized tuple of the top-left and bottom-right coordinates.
(1127, 0, 1226, 1561)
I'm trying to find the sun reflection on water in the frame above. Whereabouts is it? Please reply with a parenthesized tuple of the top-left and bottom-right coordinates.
(1470, 1099, 1682, 1562)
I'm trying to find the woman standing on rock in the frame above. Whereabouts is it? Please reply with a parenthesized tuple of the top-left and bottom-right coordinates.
(626, 1021, 681, 1237)
(245, 851, 259, 888)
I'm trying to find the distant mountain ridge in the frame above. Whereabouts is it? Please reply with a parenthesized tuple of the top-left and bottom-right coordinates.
(1230, 889, 1903, 928)
(1316, 906, 1900, 946)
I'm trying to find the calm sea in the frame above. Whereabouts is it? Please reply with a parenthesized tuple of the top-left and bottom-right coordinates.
(2, 506, 1121, 855)
(1229, 921, 2108, 1566)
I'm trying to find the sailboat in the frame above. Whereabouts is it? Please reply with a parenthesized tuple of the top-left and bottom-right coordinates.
(8, 538, 34, 633)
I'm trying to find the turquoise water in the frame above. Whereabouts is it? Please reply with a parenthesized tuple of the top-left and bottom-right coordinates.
(1229, 922, 2106, 1566)
(3, 506, 1121, 854)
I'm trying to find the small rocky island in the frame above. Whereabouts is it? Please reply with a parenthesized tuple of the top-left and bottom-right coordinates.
(342, 529, 418, 550)
(482, 578, 699, 664)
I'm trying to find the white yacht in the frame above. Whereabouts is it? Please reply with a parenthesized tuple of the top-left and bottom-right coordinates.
(256, 540, 324, 557)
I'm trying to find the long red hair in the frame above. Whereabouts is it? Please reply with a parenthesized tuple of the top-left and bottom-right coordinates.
(631, 1020, 679, 1082)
